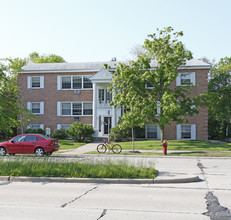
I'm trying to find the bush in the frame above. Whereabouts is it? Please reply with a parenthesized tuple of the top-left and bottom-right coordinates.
(67, 122, 94, 142)
(51, 129, 68, 139)
(25, 128, 45, 135)
(110, 125, 131, 142)
(110, 125, 145, 141)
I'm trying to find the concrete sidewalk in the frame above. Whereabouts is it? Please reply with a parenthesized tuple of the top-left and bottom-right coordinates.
(59, 143, 98, 155)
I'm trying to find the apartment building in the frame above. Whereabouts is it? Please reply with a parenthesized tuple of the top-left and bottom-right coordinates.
(18, 59, 210, 140)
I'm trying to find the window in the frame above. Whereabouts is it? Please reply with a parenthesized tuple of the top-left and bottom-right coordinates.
(27, 102, 44, 115)
(73, 103, 82, 115)
(176, 72, 195, 86)
(24, 135, 38, 142)
(106, 89, 112, 103)
(83, 76, 93, 88)
(83, 103, 92, 115)
(59, 76, 92, 90)
(32, 77, 40, 88)
(32, 103, 40, 114)
(98, 89, 112, 103)
(62, 103, 71, 115)
(181, 125, 191, 139)
(28, 124, 44, 130)
(59, 102, 93, 116)
(57, 124, 72, 130)
(73, 76, 82, 89)
(62, 77, 72, 89)
(27, 76, 44, 89)
(12, 135, 25, 142)
(177, 124, 196, 140)
(99, 116, 101, 132)
(98, 89, 105, 103)
(146, 124, 157, 138)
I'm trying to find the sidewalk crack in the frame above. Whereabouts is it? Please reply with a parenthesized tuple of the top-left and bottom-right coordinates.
(61, 186, 98, 208)
(97, 209, 107, 220)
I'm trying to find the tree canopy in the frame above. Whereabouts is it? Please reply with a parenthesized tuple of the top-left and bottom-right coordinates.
(0, 58, 34, 135)
(107, 27, 202, 142)
(29, 52, 65, 63)
(0, 52, 65, 136)
(208, 57, 231, 138)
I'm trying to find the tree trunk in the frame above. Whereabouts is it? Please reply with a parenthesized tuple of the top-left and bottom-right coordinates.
(160, 126, 164, 143)
(132, 126, 135, 152)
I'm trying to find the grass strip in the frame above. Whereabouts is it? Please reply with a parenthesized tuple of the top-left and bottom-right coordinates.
(85, 150, 231, 157)
(58, 140, 86, 150)
(118, 140, 231, 151)
(0, 158, 158, 179)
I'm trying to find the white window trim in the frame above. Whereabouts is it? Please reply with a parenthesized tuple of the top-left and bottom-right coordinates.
(27, 102, 44, 115)
(57, 75, 93, 90)
(176, 72, 195, 86)
(27, 76, 44, 89)
(27, 124, 44, 130)
(177, 124, 196, 140)
(58, 101, 93, 116)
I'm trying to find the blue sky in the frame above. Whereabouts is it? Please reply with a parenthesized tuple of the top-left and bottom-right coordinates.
(0, 0, 230, 63)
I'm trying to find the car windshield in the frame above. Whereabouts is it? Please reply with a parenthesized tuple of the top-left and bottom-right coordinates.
(38, 134, 50, 140)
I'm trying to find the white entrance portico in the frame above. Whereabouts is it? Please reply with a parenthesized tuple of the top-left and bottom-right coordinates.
(90, 68, 121, 137)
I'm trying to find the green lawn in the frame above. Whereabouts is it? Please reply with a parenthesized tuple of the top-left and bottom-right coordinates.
(118, 140, 231, 151)
(85, 140, 231, 157)
(58, 140, 86, 150)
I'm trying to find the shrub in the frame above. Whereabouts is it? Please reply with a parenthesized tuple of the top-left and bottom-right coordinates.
(51, 129, 68, 139)
(25, 128, 45, 135)
(110, 125, 131, 142)
(110, 125, 145, 141)
(67, 122, 94, 142)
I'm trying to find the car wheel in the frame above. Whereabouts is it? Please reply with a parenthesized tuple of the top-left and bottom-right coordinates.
(0, 147, 7, 156)
(35, 147, 45, 156)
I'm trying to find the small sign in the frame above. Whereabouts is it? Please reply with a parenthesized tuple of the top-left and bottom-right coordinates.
(46, 127, 51, 135)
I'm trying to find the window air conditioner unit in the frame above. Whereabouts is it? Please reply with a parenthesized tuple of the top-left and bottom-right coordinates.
(74, 90, 80, 94)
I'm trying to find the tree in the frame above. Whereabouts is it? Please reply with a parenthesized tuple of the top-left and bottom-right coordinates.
(208, 57, 231, 138)
(107, 27, 202, 142)
(0, 52, 65, 136)
(29, 52, 65, 63)
(0, 58, 35, 135)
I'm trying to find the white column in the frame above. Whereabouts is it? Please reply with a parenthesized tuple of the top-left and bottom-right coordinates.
(93, 83, 98, 137)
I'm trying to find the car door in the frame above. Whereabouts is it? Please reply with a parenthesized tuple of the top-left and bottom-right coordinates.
(8, 135, 26, 154)
(23, 135, 39, 154)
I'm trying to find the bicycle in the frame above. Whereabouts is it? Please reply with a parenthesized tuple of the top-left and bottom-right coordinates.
(97, 140, 122, 154)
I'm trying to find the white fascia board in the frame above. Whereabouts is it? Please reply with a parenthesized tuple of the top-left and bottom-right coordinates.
(21, 69, 100, 74)
(91, 79, 112, 83)
(150, 66, 211, 71)
(178, 66, 211, 70)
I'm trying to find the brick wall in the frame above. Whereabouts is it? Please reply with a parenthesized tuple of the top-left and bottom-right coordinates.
(18, 72, 95, 132)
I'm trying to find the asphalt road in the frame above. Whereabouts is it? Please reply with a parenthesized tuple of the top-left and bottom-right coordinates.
(0, 157, 230, 220)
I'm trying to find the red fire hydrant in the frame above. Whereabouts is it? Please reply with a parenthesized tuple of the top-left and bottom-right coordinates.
(162, 140, 167, 155)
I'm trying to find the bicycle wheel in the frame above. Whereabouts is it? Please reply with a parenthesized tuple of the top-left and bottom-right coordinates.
(97, 144, 107, 153)
(112, 144, 122, 154)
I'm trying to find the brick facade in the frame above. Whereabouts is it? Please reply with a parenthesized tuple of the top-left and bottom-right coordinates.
(18, 60, 210, 141)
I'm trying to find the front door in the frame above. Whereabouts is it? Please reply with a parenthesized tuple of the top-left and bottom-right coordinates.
(104, 117, 111, 135)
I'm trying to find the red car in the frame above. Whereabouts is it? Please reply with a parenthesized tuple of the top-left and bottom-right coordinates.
(0, 134, 60, 156)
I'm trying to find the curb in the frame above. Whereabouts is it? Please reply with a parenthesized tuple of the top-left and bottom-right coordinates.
(0, 175, 200, 184)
